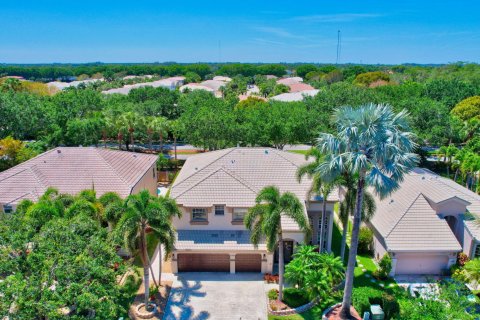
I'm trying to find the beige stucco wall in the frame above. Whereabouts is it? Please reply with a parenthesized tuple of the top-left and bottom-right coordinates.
(131, 163, 157, 196)
(464, 223, 476, 258)
(173, 206, 249, 230)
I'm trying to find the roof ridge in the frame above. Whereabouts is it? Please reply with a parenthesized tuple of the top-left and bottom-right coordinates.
(94, 148, 131, 187)
(270, 148, 304, 168)
(172, 166, 231, 200)
(172, 147, 236, 189)
(385, 193, 430, 238)
(0, 147, 59, 180)
(221, 167, 259, 195)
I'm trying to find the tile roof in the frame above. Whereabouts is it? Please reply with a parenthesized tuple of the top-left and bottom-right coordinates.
(270, 90, 319, 102)
(276, 77, 303, 85)
(170, 147, 339, 231)
(288, 83, 315, 93)
(370, 168, 479, 251)
(175, 229, 267, 251)
(0, 147, 157, 205)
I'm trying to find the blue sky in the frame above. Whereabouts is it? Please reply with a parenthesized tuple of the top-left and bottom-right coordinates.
(1, 0, 479, 64)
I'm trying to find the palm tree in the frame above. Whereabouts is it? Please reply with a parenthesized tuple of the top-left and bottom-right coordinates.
(99, 192, 124, 232)
(115, 190, 176, 308)
(244, 186, 311, 301)
(464, 258, 480, 283)
(338, 173, 376, 262)
(145, 116, 157, 153)
(316, 103, 418, 318)
(155, 196, 181, 284)
(296, 148, 337, 253)
(169, 120, 183, 161)
(156, 117, 169, 154)
(119, 112, 140, 152)
(114, 117, 124, 150)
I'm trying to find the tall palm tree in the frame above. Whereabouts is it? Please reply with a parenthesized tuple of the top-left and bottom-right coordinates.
(114, 117, 124, 150)
(338, 173, 376, 262)
(119, 112, 140, 152)
(296, 148, 337, 253)
(155, 196, 181, 283)
(116, 190, 177, 308)
(169, 120, 184, 161)
(317, 103, 418, 318)
(244, 186, 311, 301)
(145, 116, 157, 153)
(156, 117, 169, 154)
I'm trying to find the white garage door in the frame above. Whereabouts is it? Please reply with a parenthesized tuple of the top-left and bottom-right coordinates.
(395, 254, 449, 275)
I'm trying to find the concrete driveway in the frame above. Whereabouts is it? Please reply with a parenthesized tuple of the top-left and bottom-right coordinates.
(163, 273, 267, 320)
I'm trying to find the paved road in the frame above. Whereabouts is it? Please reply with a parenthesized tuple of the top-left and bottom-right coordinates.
(163, 272, 267, 320)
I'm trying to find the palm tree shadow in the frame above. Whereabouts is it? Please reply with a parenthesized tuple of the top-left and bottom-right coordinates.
(163, 279, 210, 320)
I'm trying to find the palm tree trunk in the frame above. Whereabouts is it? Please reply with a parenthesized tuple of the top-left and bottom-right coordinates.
(340, 213, 348, 262)
(160, 133, 164, 154)
(130, 132, 134, 153)
(143, 265, 150, 307)
(158, 244, 163, 286)
(340, 173, 365, 318)
(149, 133, 153, 153)
(278, 234, 284, 301)
(454, 168, 459, 182)
(174, 135, 177, 161)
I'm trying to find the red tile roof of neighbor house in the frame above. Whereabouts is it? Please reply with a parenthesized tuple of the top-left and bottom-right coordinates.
(288, 82, 315, 92)
(0, 147, 158, 205)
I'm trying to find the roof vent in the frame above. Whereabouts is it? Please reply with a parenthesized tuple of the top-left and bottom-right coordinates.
(57, 149, 61, 154)
(231, 160, 235, 164)
(195, 167, 198, 170)
(265, 150, 269, 154)
(389, 199, 394, 204)
(422, 176, 425, 180)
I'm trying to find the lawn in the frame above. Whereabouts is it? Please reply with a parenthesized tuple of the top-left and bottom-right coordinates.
(268, 307, 320, 320)
(287, 149, 311, 155)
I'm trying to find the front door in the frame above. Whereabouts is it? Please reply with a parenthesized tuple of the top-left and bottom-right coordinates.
(274, 240, 294, 263)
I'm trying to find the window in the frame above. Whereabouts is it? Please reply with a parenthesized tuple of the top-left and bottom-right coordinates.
(3, 205, 13, 214)
(152, 168, 156, 178)
(192, 208, 207, 221)
(233, 208, 247, 221)
(214, 205, 225, 216)
(475, 244, 480, 258)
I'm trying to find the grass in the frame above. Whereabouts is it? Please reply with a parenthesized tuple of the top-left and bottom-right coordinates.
(268, 307, 320, 320)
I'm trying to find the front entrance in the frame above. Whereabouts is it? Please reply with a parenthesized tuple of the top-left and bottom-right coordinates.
(274, 240, 294, 263)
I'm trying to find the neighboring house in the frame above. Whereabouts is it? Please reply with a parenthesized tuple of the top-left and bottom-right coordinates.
(368, 168, 480, 276)
(48, 79, 104, 90)
(179, 83, 215, 94)
(287, 82, 315, 93)
(0, 147, 158, 213)
(212, 76, 232, 82)
(276, 77, 303, 86)
(102, 76, 185, 95)
(270, 89, 319, 102)
(169, 147, 339, 274)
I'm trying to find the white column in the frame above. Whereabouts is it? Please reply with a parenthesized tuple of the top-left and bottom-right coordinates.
(230, 253, 236, 274)
(171, 252, 178, 274)
(327, 211, 334, 253)
(390, 256, 397, 277)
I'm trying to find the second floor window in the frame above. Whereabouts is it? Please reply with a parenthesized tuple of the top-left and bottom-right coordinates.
(214, 205, 225, 215)
(192, 208, 207, 221)
(3, 205, 13, 214)
(233, 208, 247, 221)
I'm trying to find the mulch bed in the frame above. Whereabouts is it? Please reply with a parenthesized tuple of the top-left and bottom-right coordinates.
(324, 304, 361, 320)
(129, 281, 172, 320)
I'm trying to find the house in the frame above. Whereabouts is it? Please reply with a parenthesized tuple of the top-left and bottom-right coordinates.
(169, 147, 339, 273)
(0, 147, 158, 213)
(102, 76, 185, 95)
(276, 77, 303, 86)
(179, 83, 215, 94)
(287, 82, 315, 93)
(212, 76, 232, 82)
(270, 89, 319, 102)
(368, 168, 480, 276)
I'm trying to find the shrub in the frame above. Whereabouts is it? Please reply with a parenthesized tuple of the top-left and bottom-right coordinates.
(377, 253, 392, 279)
(457, 252, 470, 267)
(268, 289, 279, 300)
(352, 286, 383, 316)
(358, 227, 373, 255)
(282, 288, 310, 308)
(382, 293, 400, 319)
(354, 71, 390, 87)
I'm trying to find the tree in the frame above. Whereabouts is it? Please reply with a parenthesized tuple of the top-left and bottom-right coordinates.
(316, 103, 418, 318)
(244, 186, 311, 301)
(119, 112, 141, 151)
(115, 190, 176, 308)
(169, 119, 184, 161)
(296, 64, 318, 78)
(296, 148, 337, 253)
(451, 96, 480, 122)
(463, 258, 480, 283)
(155, 117, 169, 154)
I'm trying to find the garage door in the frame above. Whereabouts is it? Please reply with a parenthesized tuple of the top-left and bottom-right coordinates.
(236, 254, 261, 272)
(177, 254, 230, 272)
(395, 254, 449, 275)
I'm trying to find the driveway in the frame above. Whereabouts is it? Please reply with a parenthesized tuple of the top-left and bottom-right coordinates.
(163, 272, 268, 320)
